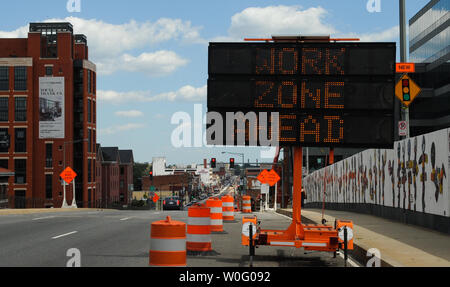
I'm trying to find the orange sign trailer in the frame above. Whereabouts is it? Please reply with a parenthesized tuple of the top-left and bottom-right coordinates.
(243, 147, 354, 265)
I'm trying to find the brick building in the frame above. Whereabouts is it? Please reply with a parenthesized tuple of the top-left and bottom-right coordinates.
(98, 146, 134, 207)
(0, 22, 97, 208)
(100, 147, 120, 207)
(118, 150, 134, 205)
(142, 174, 191, 195)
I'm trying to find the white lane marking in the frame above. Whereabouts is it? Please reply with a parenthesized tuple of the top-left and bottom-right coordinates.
(120, 217, 133, 221)
(52, 231, 78, 240)
(32, 216, 56, 221)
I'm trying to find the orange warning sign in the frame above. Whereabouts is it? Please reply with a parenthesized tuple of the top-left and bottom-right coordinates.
(152, 193, 160, 203)
(396, 63, 415, 73)
(60, 167, 77, 184)
(395, 74, 421, 107)
(257, 169, 270, 184)
(265, 170, 281, 187)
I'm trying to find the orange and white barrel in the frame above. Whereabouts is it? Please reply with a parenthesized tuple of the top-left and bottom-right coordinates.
(149, 216, 186, 267)
(221, 195, 234, 221)
(187, 205, 212, 252)
(242, 196, 252, 213)
(206, 198, 223, 232)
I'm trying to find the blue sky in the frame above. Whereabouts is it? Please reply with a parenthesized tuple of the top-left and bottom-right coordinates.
(0, 0, 429, 165)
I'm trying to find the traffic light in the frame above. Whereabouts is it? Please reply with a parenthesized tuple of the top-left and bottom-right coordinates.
(402, 79, 410, 101)
(149, 170, 153, 181)
(230, 158, 235, 169)
(211, 158, 216, 168)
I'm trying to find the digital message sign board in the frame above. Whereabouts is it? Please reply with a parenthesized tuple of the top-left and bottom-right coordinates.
(207, 42, 396, 148)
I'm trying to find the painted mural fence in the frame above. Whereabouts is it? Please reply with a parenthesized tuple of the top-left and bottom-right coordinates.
(304, 128, 450, 220)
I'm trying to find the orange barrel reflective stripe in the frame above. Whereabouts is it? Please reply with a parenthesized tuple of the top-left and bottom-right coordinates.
(242, 196, 252, 213)
(149, 216, 186, 267)
(221, 195, 234, 221)
(206, 197, 223, 232)
(187, 205, 212, 251)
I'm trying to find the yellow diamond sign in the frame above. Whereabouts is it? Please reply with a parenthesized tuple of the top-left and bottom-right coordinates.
(395, 74, 421, 107)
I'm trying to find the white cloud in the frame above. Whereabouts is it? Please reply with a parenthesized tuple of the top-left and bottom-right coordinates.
(98, 84, 207, 104)
(213, 5, 336, 42)
(115, 110, 144, 118)
(0, 25, 28, 38)
(0, 17, 202, 76)
(98, 50, 188, 76)
(213, 5, 398, 44)
(99, 123, 145, 135)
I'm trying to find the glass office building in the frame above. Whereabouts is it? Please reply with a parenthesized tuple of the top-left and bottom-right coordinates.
(408, 0, 450, 137)
(410, 0, 449, 67)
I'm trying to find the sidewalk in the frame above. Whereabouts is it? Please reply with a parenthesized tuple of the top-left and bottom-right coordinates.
(277, 208, 450, 267)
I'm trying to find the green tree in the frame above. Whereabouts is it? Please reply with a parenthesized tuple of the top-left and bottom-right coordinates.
(133, 162, 150, 190)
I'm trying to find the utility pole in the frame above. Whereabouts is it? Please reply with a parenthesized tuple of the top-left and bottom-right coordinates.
(399, 0, 410, 138)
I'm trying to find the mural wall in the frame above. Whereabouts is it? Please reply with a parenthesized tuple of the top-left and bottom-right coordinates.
(304, 128, 450, 218)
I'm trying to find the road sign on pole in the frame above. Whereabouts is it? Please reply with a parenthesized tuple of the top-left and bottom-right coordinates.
(60, 167, 77, 184)
(265, 170, 281, 187)
(395, 74, 421, 107)
(396, 63, 415, 73)
(257, 169, 270, 185)
(398, 121, 408, 137)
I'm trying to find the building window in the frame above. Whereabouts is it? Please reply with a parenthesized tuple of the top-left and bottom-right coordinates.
(45, 66, 53, 76)
(93, 130, 96, 153)
(14, 97, 27, 122)
(0, 67, 9, 91)
(15, 128, 26, 153)
(0, 159, 8, 169)
(88, 159, 92, 183)
(93, 101, 96, 123)
(14, 159, 26, 184)
(0, 98, 8, 122)
(88, 129, 92, 153)
(87, 71, 91, 94)
(120, 166, 124, 175)
(0, 128, 9, 153)
(45, 143, 53, 168)
(87, 99, 91, 123)
(14, 67, 27, 91)
(45, 174, 53, 199)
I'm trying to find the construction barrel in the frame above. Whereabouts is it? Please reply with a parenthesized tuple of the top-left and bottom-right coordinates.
(221, 195, 234, 221)
(187, 205, 212, 252)
(242, 195, 252, 213)
(149, 216, 186, 267)
(206, 197, 223, 232)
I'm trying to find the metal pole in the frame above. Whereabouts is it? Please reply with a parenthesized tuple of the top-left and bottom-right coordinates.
(61, 142, 69, 208)
(400, 0, 410, 138)
(71, 177, 77, 208)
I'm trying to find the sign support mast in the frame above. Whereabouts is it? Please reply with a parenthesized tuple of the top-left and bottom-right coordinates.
(399, 0, 409, 138)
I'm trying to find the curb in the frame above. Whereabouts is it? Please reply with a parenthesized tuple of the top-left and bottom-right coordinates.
(276, 209, 402, 267)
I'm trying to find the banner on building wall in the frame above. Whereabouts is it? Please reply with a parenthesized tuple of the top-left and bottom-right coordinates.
(39, 77, 65, 139)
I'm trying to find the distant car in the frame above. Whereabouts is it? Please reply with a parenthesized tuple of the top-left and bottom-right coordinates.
(163, 196, 182, 210)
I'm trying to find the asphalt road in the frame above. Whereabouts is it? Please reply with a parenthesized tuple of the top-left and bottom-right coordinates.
(0, 205, 353, 267)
